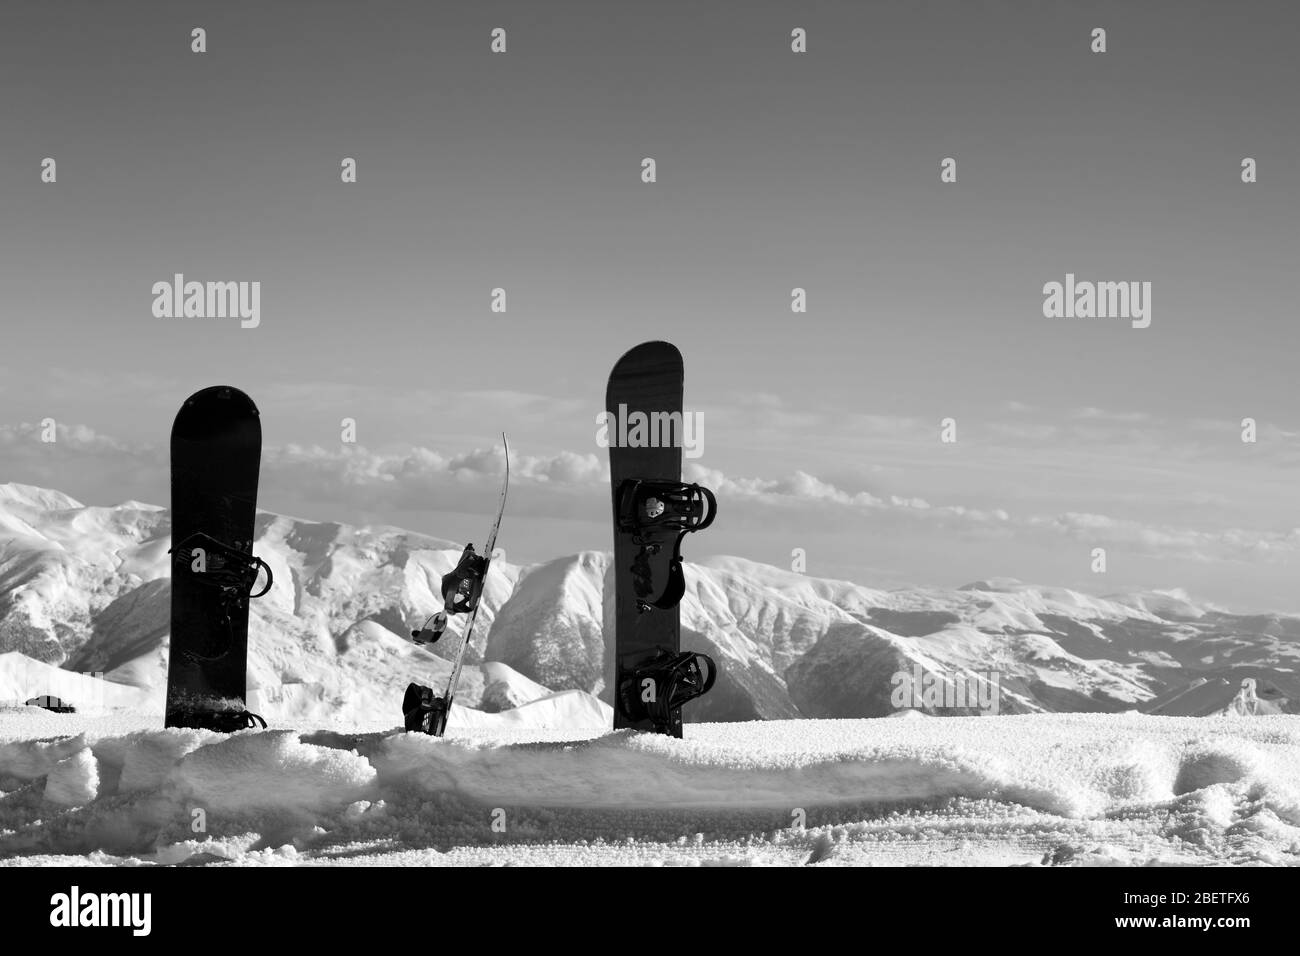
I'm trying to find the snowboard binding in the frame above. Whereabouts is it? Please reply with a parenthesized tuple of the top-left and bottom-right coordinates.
(616, 480, 716, 612)
(170, 532, 273, 663)
(171, 532, 273, 602)
(411, 611, 448, 645)
(403, 681, 449, 736)
(200, 709, 267, 732)
(616, 646, 718, 734)
(407, 543, 491, 643)
(165, 700, 267, 733)
(441, 544, 489, 615)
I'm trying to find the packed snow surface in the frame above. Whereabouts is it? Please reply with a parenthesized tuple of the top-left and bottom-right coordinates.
(2, 709, 1297, 867)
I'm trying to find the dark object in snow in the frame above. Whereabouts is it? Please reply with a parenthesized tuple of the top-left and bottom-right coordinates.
(25, 695, 76, 713)
(606, 341, 718, 737)
(615, 647, 717, 732)
(166, 385, 272, 732)
(402, 681, 448, 736)
(615, 479, 716, 611)
(411, 611, 448, 645)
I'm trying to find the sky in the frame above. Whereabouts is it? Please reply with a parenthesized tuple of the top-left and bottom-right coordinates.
(2, 1, 1300, 611)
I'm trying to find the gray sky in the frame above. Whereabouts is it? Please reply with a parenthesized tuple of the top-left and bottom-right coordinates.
(3, 1, 1300, 610)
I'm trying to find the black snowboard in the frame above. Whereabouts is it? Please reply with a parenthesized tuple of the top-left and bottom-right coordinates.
(606, 341, 716, 736)
(166, 386, 266, 730)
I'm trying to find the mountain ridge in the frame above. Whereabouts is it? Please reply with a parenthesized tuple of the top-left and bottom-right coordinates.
(0, 482, 1295, 723)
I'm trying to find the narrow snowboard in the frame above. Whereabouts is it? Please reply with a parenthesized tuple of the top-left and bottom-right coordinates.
(606, 341, 716, 736)
(166, 385, 265, 730)
(404, 434, 510, 737)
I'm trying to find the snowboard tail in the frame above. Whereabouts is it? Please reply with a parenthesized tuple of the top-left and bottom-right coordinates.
(166, 385, 270, 731)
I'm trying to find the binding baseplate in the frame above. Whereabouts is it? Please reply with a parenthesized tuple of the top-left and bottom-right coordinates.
(616, 646, 718, 733)
(440, 543, 489, 615)
(403, 681, 449, 736)
(409, 543, 489, 645)
(616, 479, 716, 612)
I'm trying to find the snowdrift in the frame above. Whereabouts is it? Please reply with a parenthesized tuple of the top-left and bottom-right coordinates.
(1, 712, 1296, 866)
(0, 652, 152, 712)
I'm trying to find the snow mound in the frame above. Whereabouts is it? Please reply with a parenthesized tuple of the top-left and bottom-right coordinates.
(1, 712, 1297, 866)
(44, 748, 99, 806)
(450, 688, 611, 731)
(477, 661, 562, 713)
(175, 731, 376, 813)
(0, 653, 152, 712)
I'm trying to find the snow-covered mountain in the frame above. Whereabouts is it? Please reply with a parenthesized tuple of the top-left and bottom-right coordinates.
(0, 482, 1296, 724)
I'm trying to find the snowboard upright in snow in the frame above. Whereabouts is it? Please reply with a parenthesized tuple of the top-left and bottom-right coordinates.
(166, 385, 271, 731)
(404, 434, 510, 737)
(606, 341, 717, 737)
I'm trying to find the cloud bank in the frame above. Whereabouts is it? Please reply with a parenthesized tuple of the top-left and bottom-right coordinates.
(4, 420, 1299, 575)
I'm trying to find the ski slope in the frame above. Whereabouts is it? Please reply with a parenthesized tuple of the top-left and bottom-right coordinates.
(2, 709, 1297, 867)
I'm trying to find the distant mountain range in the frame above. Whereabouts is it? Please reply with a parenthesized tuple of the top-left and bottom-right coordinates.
(0, 482, 1295, 723)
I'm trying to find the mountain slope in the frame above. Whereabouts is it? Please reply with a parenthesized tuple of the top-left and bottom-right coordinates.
(1, 483, 1296, 723)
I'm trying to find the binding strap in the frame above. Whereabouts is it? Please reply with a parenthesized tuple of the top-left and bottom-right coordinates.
(171, 532, 273, 600)
(170, 532, 273, 662)
(619, 648, 718, 730)
(617, 480, 717, 611)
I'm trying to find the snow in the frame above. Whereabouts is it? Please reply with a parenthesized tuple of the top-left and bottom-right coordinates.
(0, 653, 151, 711)
(2, 710, 1297, 866)
(1104, 588, 1209, 621)
(0, 484, 84, 513)
(1144, 677, 1290, 717)
(176, 732, 376, 813)
(3, 482, 1300, 865)
(44, 747, 99, 806)
(4, 484, 1299, 725)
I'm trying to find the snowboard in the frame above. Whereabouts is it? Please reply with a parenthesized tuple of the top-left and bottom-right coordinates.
(606, 342, 717, 737)
(404, 434, 510, 737)
(166, 385, 271, 731)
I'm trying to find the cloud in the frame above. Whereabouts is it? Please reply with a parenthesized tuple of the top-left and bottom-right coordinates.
(0, 421, 139, 454)
(7, 419, 1300, 572)
(1073, 407, 1156, 424)
(255, 440, 607, 516)
(0, 422, 167, 509)
(1026, 511, 1300, 564)
(683, 464, 1012, 523)
(256, 382, 591, 430)
(986, 422, 1062, 441)
(268, 442, 605, 485)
